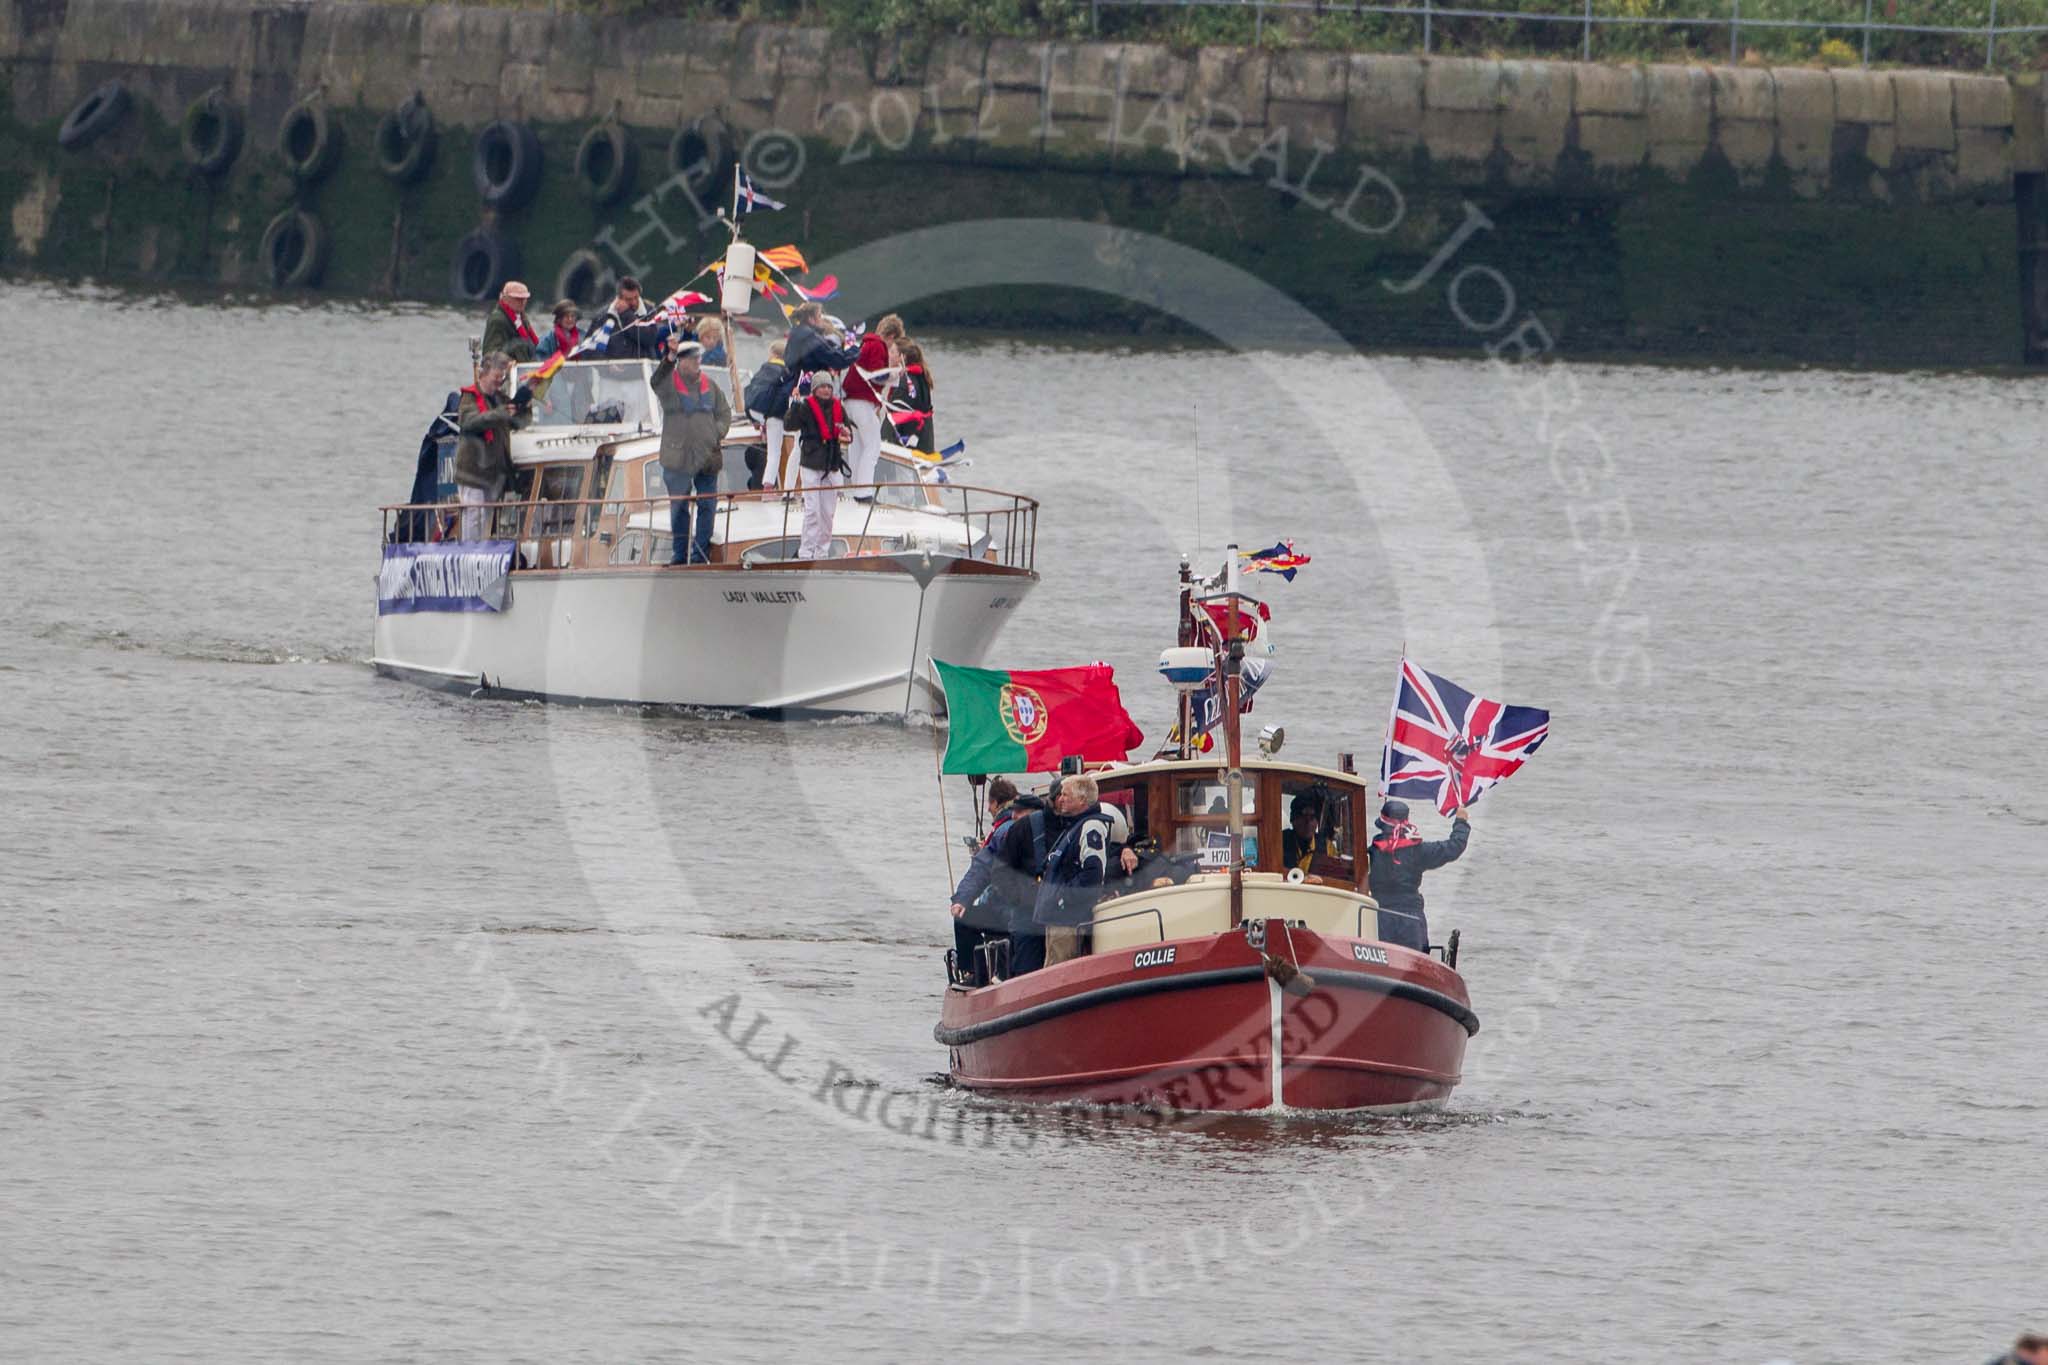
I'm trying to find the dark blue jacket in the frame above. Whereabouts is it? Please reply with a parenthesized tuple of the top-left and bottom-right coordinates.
(1367, 817, 1469, 913)
(1032, 804, 1114, 928)
(766, 322, 857, 413)
(951, 806, 1024, 932)
(978, 802, 1069, 931)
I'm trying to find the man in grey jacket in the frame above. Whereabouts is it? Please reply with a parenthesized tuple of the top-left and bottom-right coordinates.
(649, 337, 731, 565)
(453, 351, 531, 541)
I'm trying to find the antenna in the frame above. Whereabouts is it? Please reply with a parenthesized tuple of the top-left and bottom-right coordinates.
(1193, 400, 1203, 558)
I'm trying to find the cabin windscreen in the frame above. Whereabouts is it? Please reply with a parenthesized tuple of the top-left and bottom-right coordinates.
(517, 361, 657, 431)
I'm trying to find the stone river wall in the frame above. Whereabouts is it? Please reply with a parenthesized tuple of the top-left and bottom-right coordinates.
(7, 0, 2048, 365)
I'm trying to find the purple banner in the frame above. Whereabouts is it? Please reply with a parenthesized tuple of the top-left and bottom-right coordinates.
(377, 541, 514, 615)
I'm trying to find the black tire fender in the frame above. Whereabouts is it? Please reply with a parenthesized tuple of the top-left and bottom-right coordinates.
(58, 79, 131, 150)
(180, 89, 244, 177)
(277, 98, 341, 183)
(572, 122, 637, 206)
(667, 115, 731, 197)
(472, 121, 543, 211)
(553, 248, 612, 311)
(374, 94, 436, 185)
(451, 228, 519, 303)
(260, 207, 329, 290)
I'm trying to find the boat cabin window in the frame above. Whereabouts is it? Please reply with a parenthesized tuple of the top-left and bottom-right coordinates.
(533, 464, 586, 537)
(1098, 784, 1150, 845)
(584, 453, 613, 535)
(1278, 779, 1356, 880)
(871, 456, 929, 509)
(483, 467, 535, 538)
(1177, 778, 1255, 818)
(1168, 778, 1259, 869)
(516, 361, 656, 431)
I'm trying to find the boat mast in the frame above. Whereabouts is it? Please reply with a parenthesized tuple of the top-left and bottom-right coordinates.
(1176, 556, 1195, 761)
(719, 168, 747, 408)
(1222, 542, 1246, 927)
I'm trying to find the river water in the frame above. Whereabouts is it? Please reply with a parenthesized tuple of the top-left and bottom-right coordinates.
(2, 278, 2043, 1363)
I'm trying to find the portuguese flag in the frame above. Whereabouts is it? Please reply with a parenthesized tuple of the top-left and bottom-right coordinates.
(933, 660, 1146, 774)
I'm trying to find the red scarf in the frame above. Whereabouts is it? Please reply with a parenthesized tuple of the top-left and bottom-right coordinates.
(500, 300, 537, 345)
(805, 392, 844, 443)
(552, 322, 579, 355)
(1371, 820, 1420, 854)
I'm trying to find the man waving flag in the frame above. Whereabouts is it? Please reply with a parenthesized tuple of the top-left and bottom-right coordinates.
(1380, 658, 1549, 815)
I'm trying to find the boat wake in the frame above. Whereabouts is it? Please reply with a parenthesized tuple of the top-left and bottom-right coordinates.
(32, 620, 363, 668)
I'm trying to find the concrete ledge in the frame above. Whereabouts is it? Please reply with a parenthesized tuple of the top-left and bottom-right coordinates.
(1893, 71, 1957, 152)
(0, 0, 2034, 204)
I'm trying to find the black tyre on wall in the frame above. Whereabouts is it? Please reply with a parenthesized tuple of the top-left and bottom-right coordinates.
(667, 115, 731, 197)
(180, 89, 244, 177)
(58, 80, 130, 150)
(472, 121, 542, 211)
(278, 98, 341, 183)
(260, 208, 329, 289)
(554, 248, 612, 311)
(572, 123, 636, 206)
(451, 229, 519, 303)
(374, 95, 436, 185)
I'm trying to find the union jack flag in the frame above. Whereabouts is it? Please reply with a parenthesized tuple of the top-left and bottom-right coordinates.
(1380, 658, 1549, 815)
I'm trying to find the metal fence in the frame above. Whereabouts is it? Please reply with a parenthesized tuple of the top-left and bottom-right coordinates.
(1088, 0, 2048, 68)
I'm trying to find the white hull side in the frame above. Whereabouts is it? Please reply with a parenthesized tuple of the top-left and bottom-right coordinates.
(371, 562, 1036, 715)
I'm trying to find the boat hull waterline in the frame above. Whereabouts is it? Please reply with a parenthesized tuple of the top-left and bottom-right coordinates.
(372, 554, 1035, 715)
(937, 919, 1478, 1114)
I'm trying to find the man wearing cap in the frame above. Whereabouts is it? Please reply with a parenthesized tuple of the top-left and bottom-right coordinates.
(481, 281, 539, 362)
(649, 333, 731, 566)
(1366, 798, 1470, 953)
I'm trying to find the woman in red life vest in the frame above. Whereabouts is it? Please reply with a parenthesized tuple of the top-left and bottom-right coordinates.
(786, 370, 852, 561)
(481, 281, 539, 362)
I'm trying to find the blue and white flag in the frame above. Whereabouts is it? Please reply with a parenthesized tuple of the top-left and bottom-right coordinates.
(566, 317, 614, 359)
(378, 541, 515, 614)
(736, 167, 786, 217)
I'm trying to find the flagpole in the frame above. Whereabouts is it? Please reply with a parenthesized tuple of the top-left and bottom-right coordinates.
(1222, 543, 1246, 929)
(1175, 556, 1194, 761)
(720, 166, 748, 439)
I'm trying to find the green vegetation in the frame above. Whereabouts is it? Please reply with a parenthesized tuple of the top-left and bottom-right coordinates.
(373, 0, 2048, 72)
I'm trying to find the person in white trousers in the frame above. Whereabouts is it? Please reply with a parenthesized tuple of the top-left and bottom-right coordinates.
(841, 314, 905, 500)
(787, 372, 851, 560)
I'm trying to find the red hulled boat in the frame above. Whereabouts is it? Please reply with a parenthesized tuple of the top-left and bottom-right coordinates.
(936, 553, 1480, 1113)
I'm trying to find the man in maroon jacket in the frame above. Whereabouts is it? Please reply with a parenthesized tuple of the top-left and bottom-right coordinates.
(841, 313, 903, 500)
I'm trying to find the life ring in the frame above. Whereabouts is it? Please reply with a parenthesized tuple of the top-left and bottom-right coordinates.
(667, 115, 731, 196)
(451, 228, 519, 302)
(374, 94, 436, 185)
(472, 121, 542, 211)
(259, 207, 329, 289)
(553, 247, 612, 310)
(278, 98, 340, 183)
(57, 79, 130, 150)
(573, 122, 636, 205)
(180, 89, 243, 176)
